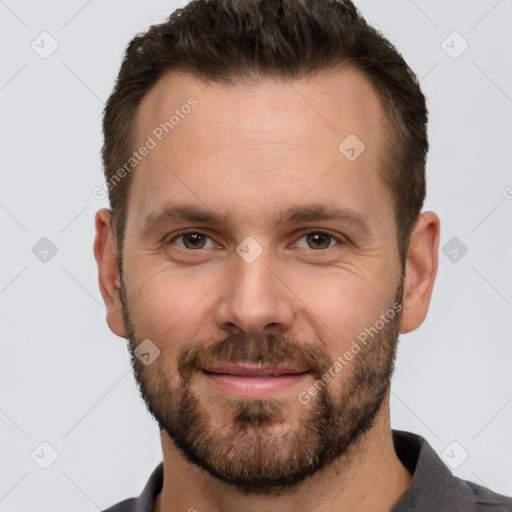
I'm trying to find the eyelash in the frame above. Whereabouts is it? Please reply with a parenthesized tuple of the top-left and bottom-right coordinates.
(166, 229, 344, 251)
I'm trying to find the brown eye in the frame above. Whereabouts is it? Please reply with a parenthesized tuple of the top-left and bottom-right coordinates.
(305, 232, 334, 250)
(182, 233, 207, 249)
(169, 232, 214, 250)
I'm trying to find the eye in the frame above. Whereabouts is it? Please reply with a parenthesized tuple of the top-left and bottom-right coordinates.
(169, 231, 216, 250)
(295, 231, 342, 250)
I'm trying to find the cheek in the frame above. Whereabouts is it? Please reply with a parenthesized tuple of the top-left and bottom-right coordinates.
(292, 273, 392, 357)
(125, 266, 218, 348)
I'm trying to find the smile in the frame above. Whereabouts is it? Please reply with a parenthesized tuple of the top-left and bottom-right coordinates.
(201, 364, 310, 399)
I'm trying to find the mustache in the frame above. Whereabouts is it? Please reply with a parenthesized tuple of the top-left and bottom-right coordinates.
(177, 333, 333, 382)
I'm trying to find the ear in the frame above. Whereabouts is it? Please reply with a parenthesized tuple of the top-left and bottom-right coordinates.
(93, 208, 127, 338)
(399, 211, 440, 334)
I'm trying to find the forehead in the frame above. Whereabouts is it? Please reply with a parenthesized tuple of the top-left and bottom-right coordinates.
(127, 67, 392, 233)
(135, 66, 385, 152)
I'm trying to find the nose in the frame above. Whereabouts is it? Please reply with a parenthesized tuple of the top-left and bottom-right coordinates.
(214, 251, 295, 337)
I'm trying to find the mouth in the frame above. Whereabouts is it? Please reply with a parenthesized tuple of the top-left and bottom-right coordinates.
(201, 363, 310, 399)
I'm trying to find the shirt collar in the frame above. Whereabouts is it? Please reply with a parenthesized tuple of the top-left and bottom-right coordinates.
(134, 462, 163, 512)
(391, 429, 472, 511)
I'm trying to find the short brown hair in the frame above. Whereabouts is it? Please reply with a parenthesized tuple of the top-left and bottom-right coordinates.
(102, 0, 428, 264)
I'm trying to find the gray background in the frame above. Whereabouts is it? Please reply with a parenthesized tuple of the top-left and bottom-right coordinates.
(1, 0, 511, 510)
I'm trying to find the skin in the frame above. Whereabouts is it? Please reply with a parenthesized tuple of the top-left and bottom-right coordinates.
(94, 66, 440, 512)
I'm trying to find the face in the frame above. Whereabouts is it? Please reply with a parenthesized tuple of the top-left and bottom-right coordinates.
(116, 67, 406, 493)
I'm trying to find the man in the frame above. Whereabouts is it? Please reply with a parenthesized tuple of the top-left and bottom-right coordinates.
(94, 0, 512, 510)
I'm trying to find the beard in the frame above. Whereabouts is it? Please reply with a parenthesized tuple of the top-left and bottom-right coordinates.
(120, 278, 403, 495)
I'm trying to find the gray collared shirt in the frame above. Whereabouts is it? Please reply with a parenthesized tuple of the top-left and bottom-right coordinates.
(102, 430, 512, 511)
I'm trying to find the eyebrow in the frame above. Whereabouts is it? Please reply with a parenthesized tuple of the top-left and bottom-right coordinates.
(276, 204, 369, 233)
(141, 202, 370, 236)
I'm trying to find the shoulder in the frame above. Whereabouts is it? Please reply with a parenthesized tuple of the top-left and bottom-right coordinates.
(392, 430, 512, 511)
(452, 477, 512, 511)
(101, 497, 137, 512)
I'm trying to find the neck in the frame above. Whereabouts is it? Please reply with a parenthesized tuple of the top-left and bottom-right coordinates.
(155, 398, 411, 512)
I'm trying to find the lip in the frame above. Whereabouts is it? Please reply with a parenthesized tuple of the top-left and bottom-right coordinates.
(202, 363, 307, 377)
(201, 364, 310, 399)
